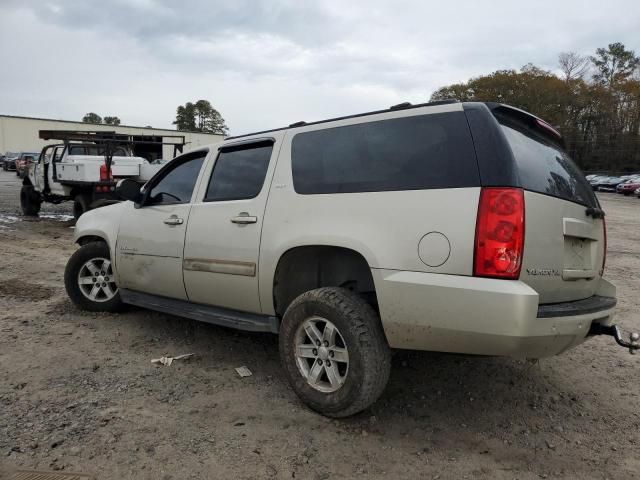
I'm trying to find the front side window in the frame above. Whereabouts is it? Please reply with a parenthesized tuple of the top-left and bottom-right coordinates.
(291, 112, 479, 194)
(146, 154, 206, 205)
(204, 142, 273, 202)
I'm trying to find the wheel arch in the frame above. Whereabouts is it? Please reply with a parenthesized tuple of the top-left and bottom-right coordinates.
(271, 244, 378, 318)
(76, 234, 108, 246)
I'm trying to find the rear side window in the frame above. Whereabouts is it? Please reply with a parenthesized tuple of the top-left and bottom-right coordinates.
(496, 113, 598, 208)
(204, 143, 273, 201)
(291, 112, 479, 194)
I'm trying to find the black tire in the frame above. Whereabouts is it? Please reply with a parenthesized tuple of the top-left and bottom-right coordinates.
(64, 241, 123, 312)
(73, 194, 91, 220)
(20, 185, 41, 216)
(279, 287, 391, 418)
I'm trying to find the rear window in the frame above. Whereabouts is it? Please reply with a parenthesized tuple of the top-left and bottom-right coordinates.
(496, 112, 598, 208)
(291, 112, 479, 194)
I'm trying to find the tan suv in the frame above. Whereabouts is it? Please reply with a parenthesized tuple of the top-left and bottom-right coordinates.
(64, 100, 636, 417)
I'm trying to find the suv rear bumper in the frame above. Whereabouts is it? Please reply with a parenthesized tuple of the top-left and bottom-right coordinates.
(372, 269, 616, 358)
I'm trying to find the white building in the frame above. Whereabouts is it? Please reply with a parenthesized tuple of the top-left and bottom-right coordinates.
(0, 115, 224, 160)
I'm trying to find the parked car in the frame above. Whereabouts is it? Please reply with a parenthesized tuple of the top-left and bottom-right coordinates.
(64, 100, 633, 418)
(635, 187, 640, 198)
(3, 153, 19, 171)
(20, 132, 183, 219)
(594, 176, 625, 192)
(0, 155, 5, 168)
(616, 177, 640, 195)
(588, 175, 609, 189)
(15, 152, 40, 178)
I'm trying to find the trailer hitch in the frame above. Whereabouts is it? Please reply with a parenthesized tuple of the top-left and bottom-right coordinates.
(589, 323, 640, 354)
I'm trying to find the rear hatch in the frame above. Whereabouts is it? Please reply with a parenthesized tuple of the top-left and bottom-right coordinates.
(492, 106, 605, 304)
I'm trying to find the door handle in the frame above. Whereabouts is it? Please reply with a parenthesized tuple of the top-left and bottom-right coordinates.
(231, 213, 258, 224)
(164, 217, 184, 225)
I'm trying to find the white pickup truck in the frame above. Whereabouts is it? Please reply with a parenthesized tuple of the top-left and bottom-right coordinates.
(20, 131, 181, 219)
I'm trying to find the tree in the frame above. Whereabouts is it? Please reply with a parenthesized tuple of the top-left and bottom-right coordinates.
(558, 51, 590, 82)
(173, 100, 228, 135)
(173, 102, 197, 131)
(430, 42, 640, 173)
(103, 116, 121, 126)
(82, 112, 102, 124)
(591, 42, 640, 87)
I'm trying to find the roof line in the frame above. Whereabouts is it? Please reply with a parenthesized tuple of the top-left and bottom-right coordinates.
(225, 99, 459, 140)
(0, 114, 223, 136)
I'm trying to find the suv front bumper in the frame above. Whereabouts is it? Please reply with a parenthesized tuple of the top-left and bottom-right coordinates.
(373, 269, 616, 358)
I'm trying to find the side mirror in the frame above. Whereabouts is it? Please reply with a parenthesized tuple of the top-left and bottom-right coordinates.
(116, 178, 143, 204)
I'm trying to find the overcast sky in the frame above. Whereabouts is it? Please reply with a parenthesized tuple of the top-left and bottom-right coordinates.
(1, 0, 638, 135)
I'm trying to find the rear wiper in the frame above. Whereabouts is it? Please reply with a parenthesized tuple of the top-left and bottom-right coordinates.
(585, 207, 605, 219)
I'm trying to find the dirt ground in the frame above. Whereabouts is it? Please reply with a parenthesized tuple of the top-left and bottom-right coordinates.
(0, 170, 638, 480)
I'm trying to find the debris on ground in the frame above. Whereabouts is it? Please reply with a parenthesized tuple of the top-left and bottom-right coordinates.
(151, 353, 195, 366)
(235, 366, 252, 377)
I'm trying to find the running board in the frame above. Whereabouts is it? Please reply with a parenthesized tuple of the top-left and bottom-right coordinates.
(120, 289, 279, 334)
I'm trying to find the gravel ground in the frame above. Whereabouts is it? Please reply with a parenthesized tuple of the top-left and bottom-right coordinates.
(0, 169, 639, 480)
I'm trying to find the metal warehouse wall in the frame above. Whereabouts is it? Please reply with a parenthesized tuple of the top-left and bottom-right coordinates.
(0, 115, 224, 159)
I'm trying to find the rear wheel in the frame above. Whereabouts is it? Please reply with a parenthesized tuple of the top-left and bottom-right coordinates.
(64, 242, 123, 312)
(20, 185, 41, 216)
(279, 287, 391, 418)
(73, 194, 91, 220)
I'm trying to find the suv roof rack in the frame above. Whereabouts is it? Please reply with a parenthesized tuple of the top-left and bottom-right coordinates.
(226, 99, 460, 140)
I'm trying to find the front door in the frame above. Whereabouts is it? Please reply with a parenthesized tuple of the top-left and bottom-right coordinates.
(183, 140, 277, 313)
(115, 152, 207, 300)
(46, 146, 66, 195)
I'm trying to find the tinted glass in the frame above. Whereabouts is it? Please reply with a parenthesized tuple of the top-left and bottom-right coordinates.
(291, 112, 479, 194)
(497, 115, 598, 208)
(205, 144, 272, 201)
(69, 146, 86, 155)
(147, 155, 205, 205)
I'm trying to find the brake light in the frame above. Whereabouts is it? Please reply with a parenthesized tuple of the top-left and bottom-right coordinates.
(99, 164, 112, 182)
(474, 187, 525, 279)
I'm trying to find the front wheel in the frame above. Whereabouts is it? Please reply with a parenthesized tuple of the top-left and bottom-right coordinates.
(64, 242, 123, 312)
(279, 287, 391, 418)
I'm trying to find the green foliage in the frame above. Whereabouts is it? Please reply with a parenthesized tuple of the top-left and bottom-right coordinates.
(82, 113, 122, 125)
(173, 100, 228, 135)
(431, 42, 640, 172)
(591, 43, 640, 87)
(82, 112, 102, 124)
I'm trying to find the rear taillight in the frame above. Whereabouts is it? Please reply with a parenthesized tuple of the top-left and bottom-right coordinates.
(99, 164, 112, 182)
(602, 218, 607, 273)
(473, 187, 525, 279)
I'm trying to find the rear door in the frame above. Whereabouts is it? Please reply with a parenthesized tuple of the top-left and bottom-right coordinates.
(182, 138, 278, 313)
(494, 108, 605, 304)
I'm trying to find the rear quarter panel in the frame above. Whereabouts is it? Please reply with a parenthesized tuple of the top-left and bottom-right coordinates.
(258, 105, 480, 315)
